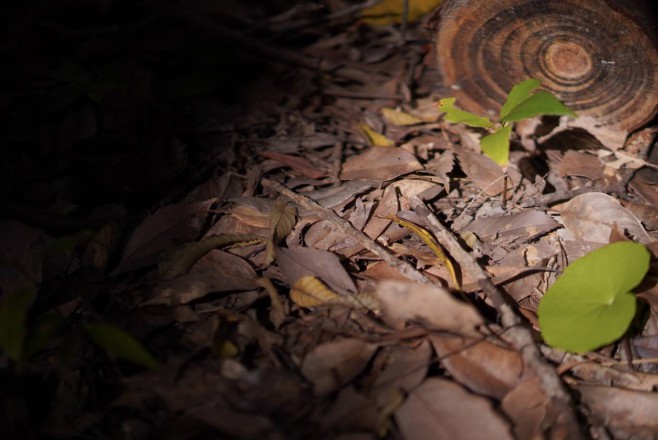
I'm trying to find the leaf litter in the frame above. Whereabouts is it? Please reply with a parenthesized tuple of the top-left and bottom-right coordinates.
(2, 1, 658, 439)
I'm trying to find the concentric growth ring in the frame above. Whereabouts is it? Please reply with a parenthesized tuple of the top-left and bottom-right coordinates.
(434, 0, 658, 134)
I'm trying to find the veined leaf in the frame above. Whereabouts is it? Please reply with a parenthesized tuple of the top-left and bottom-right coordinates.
(86, 323, 161, 370)
(0, 288, 36, 362)
(480, 125, 512, 165)
(388, 216, 460, 289)
(290, 276, 379, 312)
(264, 199, 297, 266)
(438, 98, 492, 129)
(537, 242, 650, 353)
(499, 78, 541, 120)
(501, 91, 576, 123)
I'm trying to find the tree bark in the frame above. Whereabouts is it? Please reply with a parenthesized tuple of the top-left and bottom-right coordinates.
(431, 0, 658, 140)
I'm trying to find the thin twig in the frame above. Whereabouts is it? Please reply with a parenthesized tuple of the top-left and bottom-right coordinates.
(409, 194, 587, 440)
(261, 178, 431, 285)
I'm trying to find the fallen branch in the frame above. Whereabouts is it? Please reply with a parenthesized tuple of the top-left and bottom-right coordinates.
(261, 178, 431, 285)
(410, 194, 587, 440)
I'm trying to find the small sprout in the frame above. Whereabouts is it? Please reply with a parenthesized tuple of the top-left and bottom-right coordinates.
(438, 79, 576, 165)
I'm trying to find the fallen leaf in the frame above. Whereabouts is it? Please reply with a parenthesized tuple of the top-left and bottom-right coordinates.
(429, 334, 526, 399)
(340, 147, 423, 181)
(381, 108, 423, 126)
(115, 200, 214, 274)
(276, 246, 357, 295)
(290, 276, 379, 312)
(463, 209, 561, 245)
(264, 199, 296, 266)
(301, 338, 378, 396)
(579, 385, 658, 438)
(395, 378, 514, 440)
(375, 281, 483, 335)
(358, 122, 395, 147)
(260, 151, 326, 178)
(553, 192, 652, 243)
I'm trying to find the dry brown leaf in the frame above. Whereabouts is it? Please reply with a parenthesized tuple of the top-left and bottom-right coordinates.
(115, 200, 214, 274)
(578, 385, 658, 438)
(370, 340, 431, 407)
(453, 142, 506, 196)
(276, 246, 357, 295)
(553, 192, 652, 243)
(340, 147, 423, 181)
(395, 378, 514, 440)
(318, 387, 379, 433)
(259, 151, 326, 178)
(301, 338, 378, 397)
(463, 209, 561, 245)
(264, 199, 297, 266)
(146, 250, 260, 305)
(429, 334, 526, 399)
(375, 281, 483, 335)
(159, 234, 264, 280)
(501, 378, 551, 440)
(230, 198, 274, 228)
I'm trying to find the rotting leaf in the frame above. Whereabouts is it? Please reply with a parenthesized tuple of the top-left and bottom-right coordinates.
(387, 215, 459, 289)
(159, 234, 265, 280)
(260, 151, 326, 179)
(0, 288, 36, 362)
(86, 323, 161, 370)
(538, 242, 650, 352)
(264, 199, 297, 266)
(276, 247, 357, 295)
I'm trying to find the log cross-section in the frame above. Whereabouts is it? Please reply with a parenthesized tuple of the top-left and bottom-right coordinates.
(432, 0, 658, 144)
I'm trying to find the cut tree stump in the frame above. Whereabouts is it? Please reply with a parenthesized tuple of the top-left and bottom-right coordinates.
(431, 0, 658, 148)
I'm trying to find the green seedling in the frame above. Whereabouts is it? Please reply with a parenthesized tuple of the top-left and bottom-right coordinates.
(438, 79, 577, 165)
(537, 242, 650, 353)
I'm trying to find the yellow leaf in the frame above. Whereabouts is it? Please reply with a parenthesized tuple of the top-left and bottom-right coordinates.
(290, 276, 342, 308)
(381, 108, 423, 126)
(290, 276, 380, 312)
(359, 122, 395, 147)
(388, 215, 460, 289)
(361, 0, 444, 25)
(264, 199, 297, 266)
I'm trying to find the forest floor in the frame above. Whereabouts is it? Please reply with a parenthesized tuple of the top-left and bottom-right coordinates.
(1, 1, 658, 439)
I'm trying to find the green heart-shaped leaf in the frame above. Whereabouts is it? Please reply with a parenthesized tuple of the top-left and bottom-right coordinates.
(538, 242, 650, 353)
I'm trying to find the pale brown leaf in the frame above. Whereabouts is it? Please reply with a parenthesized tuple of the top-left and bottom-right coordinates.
(264, 199, 297, 266)
(301, 338, 378, 396)
(340, 147, 423, 181)
(553, 192, 652, 243)
(395, 378, 514, 440)
(375, 281, 483, 335)
(276, 246, 357, 295)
